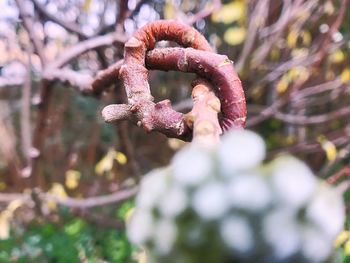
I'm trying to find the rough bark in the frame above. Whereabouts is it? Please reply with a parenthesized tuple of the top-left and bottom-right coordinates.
(94, 20, 246, 140)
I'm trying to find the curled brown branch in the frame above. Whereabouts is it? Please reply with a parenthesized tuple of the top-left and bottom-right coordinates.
(115, 20, 215, 140)
(93, 21, 246, 140)
(146, 47, 246, 130)
(94, 47, 246, 131)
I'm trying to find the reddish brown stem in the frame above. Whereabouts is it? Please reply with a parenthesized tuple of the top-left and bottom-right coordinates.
(98, 20, 246, 140)
(327, 166, 350, 185)
(119, 20, 214, 139)
(94, 48, 246, 133)
(146, 47, 246, 130)
(93, 60, 124, 93)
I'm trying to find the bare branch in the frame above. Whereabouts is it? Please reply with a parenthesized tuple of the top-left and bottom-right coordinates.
(236, 0, 269, 72)
(32, 0, 87, 38)
(43, 187, 138, 208)
(0, 187, 138, 208)
(246, 97, 287, 127)
(314, 0, 349, 65)
(20, 44, 33, 176)
(15, 0, 47, 65)
(47, 32, 127, 70)
(186, 0, 221, 26)
(43, 69, 95, 93)
(274, 106, 350, 125)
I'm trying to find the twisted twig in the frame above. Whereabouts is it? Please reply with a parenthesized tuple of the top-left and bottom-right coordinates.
(93, 20, 246, 140)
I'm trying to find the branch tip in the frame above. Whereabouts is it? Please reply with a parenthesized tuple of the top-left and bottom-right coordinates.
(101, 104, 132, 122)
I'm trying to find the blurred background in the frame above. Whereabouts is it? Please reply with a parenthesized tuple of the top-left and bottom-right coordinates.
(0, 0, 349, 261)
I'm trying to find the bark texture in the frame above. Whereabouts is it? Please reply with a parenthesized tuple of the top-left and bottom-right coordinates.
(94, 20, 246, 141)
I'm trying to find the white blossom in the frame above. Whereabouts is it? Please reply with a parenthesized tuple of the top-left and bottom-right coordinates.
(263, 209, 300, 259)
(227, 174, 271, 212)
(192, 182, 229, 220)
(136, 168, 168, 209)
(220, 216, 253, 252)
(300, 226, 332, 263)
(127, 209, 154, 245)
(154, 219, 177, 255)
(218, 130, 266, 175)
(128, 129, 346, 263)
(158, 186, 188, 218)
(306, 186, 345, 239)
(319, 24, 329, 33)
(332, 32, 343, 43)
(271, 156, 316, 208)
(172, 146, 213, 186)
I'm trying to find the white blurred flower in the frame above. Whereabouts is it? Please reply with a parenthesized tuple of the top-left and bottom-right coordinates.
(220, 216, 253, 253)
(319, 24, 329, 34)
(158, 186, 188, 218)
(136, 168, 168, 209)
(306, 186, 345, 239)
(172, 146, 213, 186)
(227, 174, 271, 212)
(128, 129, 346, 263)
(300, 226, 332, 263)
(127, 209, 154, 245)
(272, 156, 316, 208)
(332, 32, 343, 43)
(192, 182, 229, 220)
(218, 130, 266, 175)
(263, 209, 300, 259)
(154, 219, 177, 255)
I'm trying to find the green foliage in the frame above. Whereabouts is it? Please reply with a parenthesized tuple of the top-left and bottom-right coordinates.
(0, 206, 135, 263)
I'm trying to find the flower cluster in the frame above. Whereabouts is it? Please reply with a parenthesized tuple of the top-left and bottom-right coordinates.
(127, 130, 345, 263)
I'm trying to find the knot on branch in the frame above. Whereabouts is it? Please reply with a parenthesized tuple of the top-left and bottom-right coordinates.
(93, 20, 247, 141)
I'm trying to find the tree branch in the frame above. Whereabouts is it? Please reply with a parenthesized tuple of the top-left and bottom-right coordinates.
(32, 0, 87, 39)
(47, 32, 127, 70)
(94, 46, 246, 139)
(274, 105, 350, 125)
(185, 80, 222, 146)
(0, 187, 138, 208)
(15, 0, 47, 65)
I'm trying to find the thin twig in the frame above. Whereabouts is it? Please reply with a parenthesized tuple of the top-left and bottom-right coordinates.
(15, 0, 47, 66)
(327, 165, 350, 185)
(236, 0, 269, 72)
(0, 187, 138, 208)
(32, 0, 87, 39)
(20, 43, 33, 176)
(186, 0, 221, 26)
(44, 187, 138, 208)
(47, 32, 127, 70)
(274, 105, 350, 125)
